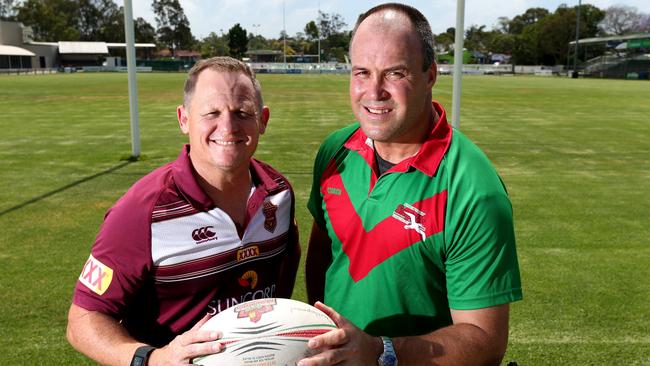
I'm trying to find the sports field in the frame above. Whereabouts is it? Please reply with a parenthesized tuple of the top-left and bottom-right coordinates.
(0, 72, 648, 365)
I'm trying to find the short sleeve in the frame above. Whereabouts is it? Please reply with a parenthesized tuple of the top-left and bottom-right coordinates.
(72, 190, 154, 317)
(443, 133, 522, 310)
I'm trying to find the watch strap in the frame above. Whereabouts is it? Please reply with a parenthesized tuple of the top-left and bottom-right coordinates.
(378, 336, 398, 366)
(131, 345, 156, 366)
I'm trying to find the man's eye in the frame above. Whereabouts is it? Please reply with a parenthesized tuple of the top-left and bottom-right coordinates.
(386, 71, 405, 80)
(354, 70, 369, 78)
(237, 111, 252, 118)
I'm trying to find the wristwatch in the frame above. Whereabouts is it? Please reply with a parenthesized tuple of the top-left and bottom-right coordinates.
(377, 336, 398, 366)
(130, 345, 156, 366)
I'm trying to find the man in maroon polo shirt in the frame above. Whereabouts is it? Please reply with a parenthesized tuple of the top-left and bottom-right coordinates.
(66, 57, 301, 366)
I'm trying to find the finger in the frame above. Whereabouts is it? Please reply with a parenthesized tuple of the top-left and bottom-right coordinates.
(308, 328, 348, 349)
(191, 313, 214, 330)
(181, 329, 222, 346)
(314, 302, 348, 328)
(186, 340, 222, 359)
(298, 348, 347, 366)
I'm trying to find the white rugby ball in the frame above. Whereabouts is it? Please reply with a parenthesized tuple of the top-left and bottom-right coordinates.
(193, 298, 337, 366)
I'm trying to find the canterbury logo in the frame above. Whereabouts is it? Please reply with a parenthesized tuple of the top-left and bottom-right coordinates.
(192, 226, 216, 243)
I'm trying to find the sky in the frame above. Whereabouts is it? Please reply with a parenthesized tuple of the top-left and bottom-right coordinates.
(115, 0, 650, 39)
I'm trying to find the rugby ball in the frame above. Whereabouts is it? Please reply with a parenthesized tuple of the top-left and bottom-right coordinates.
(193, 298, 337, 366)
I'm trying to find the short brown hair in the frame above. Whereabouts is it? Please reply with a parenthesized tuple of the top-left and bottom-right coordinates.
(351, 3, 436, 71)
(183, 56, 263, 113)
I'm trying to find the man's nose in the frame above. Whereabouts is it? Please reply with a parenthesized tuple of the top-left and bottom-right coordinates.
(219, 112, 239, 133)
(367, 76, 390, 100)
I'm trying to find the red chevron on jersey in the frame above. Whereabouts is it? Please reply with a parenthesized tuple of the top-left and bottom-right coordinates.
(322, 165, 447, 282)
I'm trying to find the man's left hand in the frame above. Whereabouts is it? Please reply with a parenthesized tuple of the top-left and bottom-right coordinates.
(297, 302, 382, 366)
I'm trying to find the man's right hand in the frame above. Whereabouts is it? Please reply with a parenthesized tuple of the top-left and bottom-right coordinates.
(149, 314, 222, 365)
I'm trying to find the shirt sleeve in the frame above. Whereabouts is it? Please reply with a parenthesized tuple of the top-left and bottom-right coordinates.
(72, 189, 154, 318)
(443, 133, 523, 310)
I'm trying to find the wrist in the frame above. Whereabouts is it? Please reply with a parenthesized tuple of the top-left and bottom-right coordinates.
(130, 345, 156, 366)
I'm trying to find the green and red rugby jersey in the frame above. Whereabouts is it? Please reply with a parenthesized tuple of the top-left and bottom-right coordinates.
(308, 101, 522, 337)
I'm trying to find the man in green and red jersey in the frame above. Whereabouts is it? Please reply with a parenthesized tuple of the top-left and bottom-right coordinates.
(299, 3, 522, 366)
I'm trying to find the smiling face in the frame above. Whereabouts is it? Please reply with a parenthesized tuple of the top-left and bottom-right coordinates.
(349, 10, 436, 146)
(177, 69, 269, 178)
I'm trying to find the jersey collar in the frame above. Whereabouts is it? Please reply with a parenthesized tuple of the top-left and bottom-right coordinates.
(344, 101, 452, 177)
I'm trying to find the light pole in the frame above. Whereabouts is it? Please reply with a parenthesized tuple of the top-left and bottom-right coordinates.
(252, 24, 260, 51)
(317, 0, 321, 64)
(283, 1, 287, 65)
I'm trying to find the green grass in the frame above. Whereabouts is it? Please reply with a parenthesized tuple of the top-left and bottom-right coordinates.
(1, 72, 649, 364)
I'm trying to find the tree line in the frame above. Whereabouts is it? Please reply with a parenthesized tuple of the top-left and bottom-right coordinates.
(1, 0, 649, 65)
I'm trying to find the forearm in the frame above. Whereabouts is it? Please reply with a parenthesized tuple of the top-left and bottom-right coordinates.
(393, 323, 505, 366)
(67, 304, 144, 366)
(305, 222, 331, 304)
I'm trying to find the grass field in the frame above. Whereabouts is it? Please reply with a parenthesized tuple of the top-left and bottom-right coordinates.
(1, 72, 649, 365)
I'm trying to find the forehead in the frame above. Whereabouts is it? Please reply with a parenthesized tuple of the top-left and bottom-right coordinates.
(192, 69, 257, 106)
(351, 11, 422, 66)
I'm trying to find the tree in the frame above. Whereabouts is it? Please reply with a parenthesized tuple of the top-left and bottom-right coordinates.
(304, 20, 319, 41)
(510, 4, 605, 65)
(134, 17, 156, 43)
(435, 28, 455, 54)
(599, 5, 649, 35)
(317, 11, 346, 38)
(16, 0, 81, 41)
(1, 0, 20, 20)
(152, 0, 193, 52)
(247, 33, 268, 51)
(200, 32, 228, 58)
(507, 7, 549, 34)
(227, 23, 247, 59)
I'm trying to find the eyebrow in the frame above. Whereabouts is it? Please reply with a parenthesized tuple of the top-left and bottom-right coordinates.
(351, 64, 409, 73)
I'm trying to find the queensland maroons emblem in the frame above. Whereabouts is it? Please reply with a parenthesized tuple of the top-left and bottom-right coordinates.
(262, 201, 278, 233)
(235, 298, 276, 323)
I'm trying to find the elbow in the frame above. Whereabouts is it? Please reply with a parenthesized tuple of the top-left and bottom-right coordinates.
(66, 315, 80, 351)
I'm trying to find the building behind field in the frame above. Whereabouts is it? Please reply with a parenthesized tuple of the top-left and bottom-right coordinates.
(0, 20, 154, 72)
(570, 33, 650, 80)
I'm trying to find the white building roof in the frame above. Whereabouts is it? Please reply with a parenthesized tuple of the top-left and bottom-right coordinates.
(0, 45, 36, 56)
(58, 41, 109, 54)
(106, 43, 156, 48)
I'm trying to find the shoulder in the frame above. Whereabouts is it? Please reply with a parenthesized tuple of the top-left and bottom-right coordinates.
(314, 123, 359, 170)
(319, 123, 359, 152)
(444, 129, 507, 193)
(106, 161, 176, 224)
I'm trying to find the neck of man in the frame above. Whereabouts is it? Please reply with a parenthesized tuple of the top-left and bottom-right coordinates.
(374, 106, 439, 164)
(193, 162, 253, 226)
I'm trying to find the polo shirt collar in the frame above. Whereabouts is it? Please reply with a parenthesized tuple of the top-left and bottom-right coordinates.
(343, 101, 452, 177)
(171, 144, 280, 211)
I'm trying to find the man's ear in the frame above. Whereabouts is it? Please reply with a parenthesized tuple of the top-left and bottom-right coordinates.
(259, 106, 270, 134)
(177, 105, 189, 134)
(427, 61, 438, 89)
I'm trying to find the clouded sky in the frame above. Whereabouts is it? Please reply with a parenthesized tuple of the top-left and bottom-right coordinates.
(115, 0, 650, 39)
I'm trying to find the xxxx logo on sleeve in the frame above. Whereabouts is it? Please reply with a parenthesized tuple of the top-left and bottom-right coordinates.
(79, 254, 114, 295)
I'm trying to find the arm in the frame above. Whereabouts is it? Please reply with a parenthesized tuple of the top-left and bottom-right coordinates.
(276, 219, 301, 298)
(67, 304, 221, 366)
(305, 221, 332, 304)
(298, 302, 509, 366)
